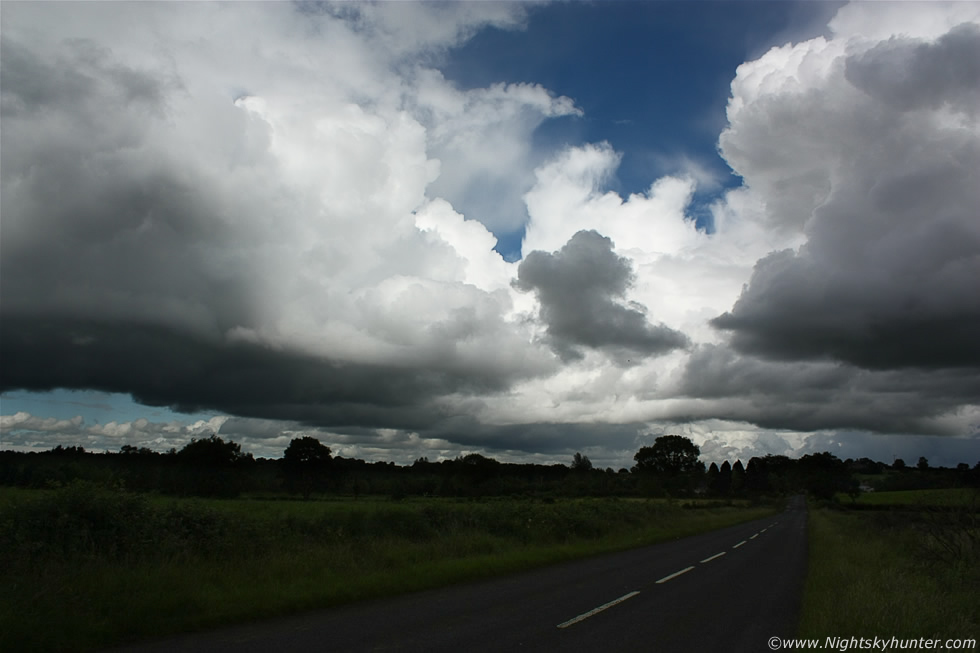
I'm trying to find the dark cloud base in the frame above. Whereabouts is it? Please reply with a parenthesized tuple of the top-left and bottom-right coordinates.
(679, 344, 980, 435)
(424, 416, 647, 457)
(714, 303, 980, 370)
(1, 314, 653, 465)
(0, 316, 515, 432)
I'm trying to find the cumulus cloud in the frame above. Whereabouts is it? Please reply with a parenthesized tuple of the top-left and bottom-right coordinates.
(417, 73, 583, 236)
(0, 410, 230, 453)
(712, 8, 980, 371)
(515, 230, 689, 362)
(0, 412, 84, 434)
(844, 23, 980, 116)
(0, 1, 560, 431)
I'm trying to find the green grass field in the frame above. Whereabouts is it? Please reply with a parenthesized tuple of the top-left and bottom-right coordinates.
(0, 484, 778, 653)
(839, 488, 977, 507)
(800, 505, 979, 639)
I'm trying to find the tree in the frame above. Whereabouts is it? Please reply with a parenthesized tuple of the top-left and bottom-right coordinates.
(282, 437, 333, 499)
(177, 435, 248, 467)
(797, 452, 853, 501)
(633, 436, 702, 475)
(120, 444, 157, 457)
(744, 457, 770, 493)
(917, 456, 930, 471)
(633, 436, 705, 495)
(731, 460, 746, 495)
(571, 452, 593, 472)
(283, 436, 332, 468)
(455, 453, 501, 496)
(705, 462, 719, 494)
(712, 460, 732, 495)
(174, 435, 252, 497)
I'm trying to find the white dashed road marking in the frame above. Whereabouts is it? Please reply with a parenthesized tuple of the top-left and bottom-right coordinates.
(655, 566, 695, 584)
(557, 591, 641, 629)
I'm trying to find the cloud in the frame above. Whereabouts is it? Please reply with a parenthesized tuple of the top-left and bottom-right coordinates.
(794, 431, 980, 468)
(712, 11, 980, 371)
(844, 23, 980, 116)
(0, 1, 563, 428)
(522, 143, 704, 257)
(0, 315, 552, 436)
(0, 410, 229, 454)
(417, 73, 583, 236)
(0, 412, 84, 434)
(828, 1, 980, 44)
(676, 344, 980, 436)
(319, 1, 529, 56)
(515, 230, 689, 362)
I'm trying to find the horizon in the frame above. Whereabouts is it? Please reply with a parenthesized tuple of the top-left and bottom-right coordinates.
(10, 436, 978, 472)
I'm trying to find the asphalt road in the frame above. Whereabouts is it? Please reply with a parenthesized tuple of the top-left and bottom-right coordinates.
(107, 496, 807, 653)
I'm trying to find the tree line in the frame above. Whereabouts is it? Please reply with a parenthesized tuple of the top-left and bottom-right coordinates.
(1, 434, 977, 499)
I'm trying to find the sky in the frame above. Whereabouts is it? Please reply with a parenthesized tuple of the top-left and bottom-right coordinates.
(2, 1, 979, 470)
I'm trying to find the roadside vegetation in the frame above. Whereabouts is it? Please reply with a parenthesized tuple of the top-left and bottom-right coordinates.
(801, 489, 979, 639)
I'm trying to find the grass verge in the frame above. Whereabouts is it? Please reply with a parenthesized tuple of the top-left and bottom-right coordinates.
(799, 507, 979, 639)
(0, 484, 777, 653)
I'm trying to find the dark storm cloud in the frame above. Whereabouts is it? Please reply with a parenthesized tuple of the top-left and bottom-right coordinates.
(0, 317, 512, 432)
(678, 344, 980, 435)
(711, 246, 980, 370)
(515, 230, 689, 361)
(426, 415, 646, 457)
(1, 33, 260, 338)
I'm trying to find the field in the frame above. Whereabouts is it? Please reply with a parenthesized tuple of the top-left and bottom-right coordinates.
(838, 487, 976, 507)
(801, 489, 979, 639)
(0, 484, 778, 653)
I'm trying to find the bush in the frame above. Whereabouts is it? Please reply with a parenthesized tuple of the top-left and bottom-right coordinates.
(0, 481, 152, 562)
(0, 482, 246, 566)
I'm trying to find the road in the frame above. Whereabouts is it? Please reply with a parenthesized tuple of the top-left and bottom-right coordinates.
(107, 496, 807, 653)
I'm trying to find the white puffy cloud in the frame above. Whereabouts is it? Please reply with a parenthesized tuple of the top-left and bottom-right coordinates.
(828, 1, 980, 43)
(0, 412, 84, 434)
(417, 72, 583, 235)
(0, 411, 231, 453)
